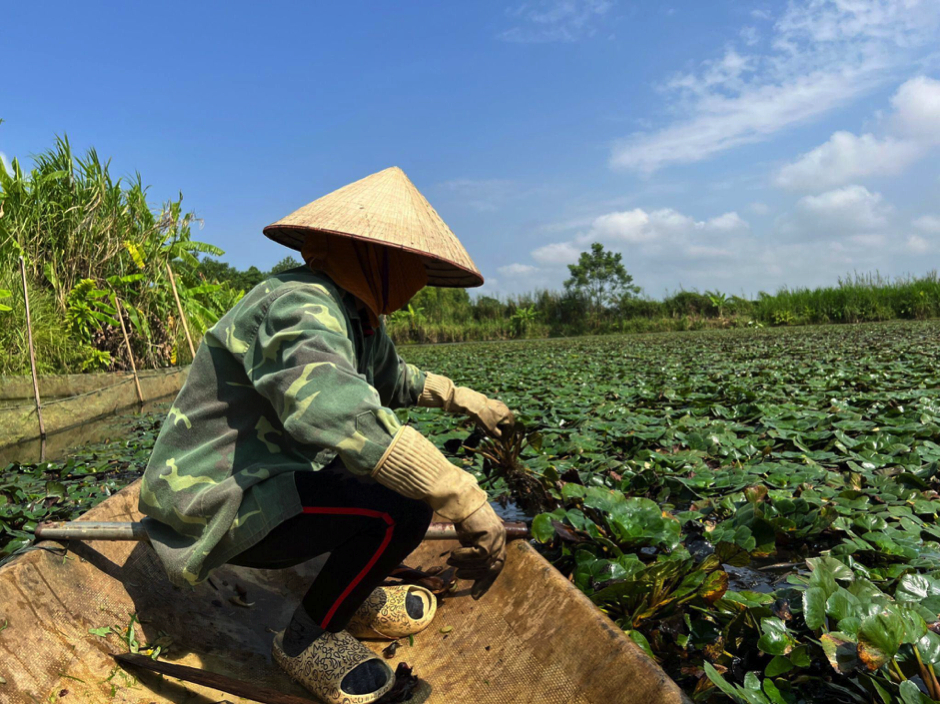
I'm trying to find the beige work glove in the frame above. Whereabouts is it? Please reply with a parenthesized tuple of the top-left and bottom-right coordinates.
(418, 372, 515, 438)
(372, 426, 487, 522)
(449, 503, 507, 599)
(372, 426, 506, 598)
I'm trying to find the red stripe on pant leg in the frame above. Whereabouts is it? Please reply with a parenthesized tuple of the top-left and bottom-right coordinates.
(300, 506, 395, 630)
(302, 507, 394, 523)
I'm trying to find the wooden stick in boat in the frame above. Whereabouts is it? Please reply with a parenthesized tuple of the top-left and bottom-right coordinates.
(113, 653, 314, 704)
(35, 520, 531, 543)
(19, 256, 46, 462)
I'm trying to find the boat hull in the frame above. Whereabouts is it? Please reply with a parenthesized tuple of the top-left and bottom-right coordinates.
(0, 481, 687, 703)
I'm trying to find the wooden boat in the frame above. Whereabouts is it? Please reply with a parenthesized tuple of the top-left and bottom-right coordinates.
(0, 481, 687, 703)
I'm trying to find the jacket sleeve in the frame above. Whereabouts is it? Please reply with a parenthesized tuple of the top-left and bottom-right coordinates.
(243, 285, 401, 475)
(371, 322, 427, 410)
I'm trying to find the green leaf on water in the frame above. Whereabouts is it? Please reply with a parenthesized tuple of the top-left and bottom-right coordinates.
(531, 514, 555, 543)
(762, 678, 785, 704)
(45, 481, 66, 498)
(702, 662, 742, 702)
(898, 680, 930, 704)
(914, 630, 940, 671)
(857, 611, 905, 670)
(714, 541, 751, 568)
(895, 573, 939, 607)
(825, 587, 860, 622)
(787, 645, 811, 668)
(757, 617, 796, 656)
(764, 655, 792, 678)
(628, 630, 656, 660)
(802, 587, 827, 631)
(820, 631, 858, 673)
(837, 616, 861, 638)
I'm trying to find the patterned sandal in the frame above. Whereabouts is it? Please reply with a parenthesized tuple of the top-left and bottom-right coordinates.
(272, 629, 395, 704)
(346, 585, 438, 639)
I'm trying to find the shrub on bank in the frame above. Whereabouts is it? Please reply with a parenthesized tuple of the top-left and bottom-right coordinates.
(387, 272, 939, 344)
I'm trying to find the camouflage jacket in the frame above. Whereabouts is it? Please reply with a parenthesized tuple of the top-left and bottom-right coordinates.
(139, 267, 426, 586)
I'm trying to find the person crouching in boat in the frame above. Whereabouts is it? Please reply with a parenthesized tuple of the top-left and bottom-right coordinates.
(138, 167, 512, 703)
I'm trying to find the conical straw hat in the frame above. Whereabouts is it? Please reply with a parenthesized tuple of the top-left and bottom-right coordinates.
(263, 167, 483, 288)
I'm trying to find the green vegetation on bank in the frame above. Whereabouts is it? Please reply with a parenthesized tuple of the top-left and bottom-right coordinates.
(0, 134, 302, 377)
(387, 268, 940, 344)
(0, 135, 236, 376)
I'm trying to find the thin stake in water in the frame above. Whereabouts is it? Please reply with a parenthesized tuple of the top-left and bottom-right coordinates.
(113, 296, 144, 407)
(166, 262, 196, 361)
(19, 256, 46, 462)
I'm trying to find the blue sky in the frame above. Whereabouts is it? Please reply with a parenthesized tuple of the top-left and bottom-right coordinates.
(2, 1, 938, 298)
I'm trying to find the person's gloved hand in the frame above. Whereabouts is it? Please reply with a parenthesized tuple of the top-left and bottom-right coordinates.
(447, 502, 507, 600)
(450, 387, 514, 439)
(418, 372, 515, 438)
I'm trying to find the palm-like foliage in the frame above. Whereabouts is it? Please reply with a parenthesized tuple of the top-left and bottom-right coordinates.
(0, 134, 239, 374)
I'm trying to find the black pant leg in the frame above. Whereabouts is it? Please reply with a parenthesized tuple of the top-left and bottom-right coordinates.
(229, 464, 433, 631)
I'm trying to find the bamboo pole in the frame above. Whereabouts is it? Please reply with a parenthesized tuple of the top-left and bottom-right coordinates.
(165, 262, 196, 361)
(114, 295, 144, 407)
(34, 520, 531, 543)
(19, 256, 46, 462)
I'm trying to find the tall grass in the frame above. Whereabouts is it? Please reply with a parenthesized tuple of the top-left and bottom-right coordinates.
(0, 135, 242, 376)
(752, 272, 940, 325)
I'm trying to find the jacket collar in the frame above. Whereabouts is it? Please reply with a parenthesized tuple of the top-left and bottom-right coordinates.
(293, 266, 373, 332)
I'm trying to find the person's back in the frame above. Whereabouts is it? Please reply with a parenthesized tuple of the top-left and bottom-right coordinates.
(141, 266, 400, 584)
(139, 167, 513, 703)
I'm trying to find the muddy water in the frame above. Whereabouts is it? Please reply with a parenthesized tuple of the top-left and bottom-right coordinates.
(0, 400, 170, 465)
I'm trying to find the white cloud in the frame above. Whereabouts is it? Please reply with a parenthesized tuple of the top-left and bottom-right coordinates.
(849, 233, 886, 247)
(912, 214, 940, 233)
(587, 208, 669, 243)
(740, 26, 760, 46)
(610, 0, 938, 173)
(775, 76, 939, 191)
(498, 0, 614, 43)
(498, 263, 539, 276)
(793, 185, 891, 232)
(577, 207, 748, 243)
(905, 235, 932, 252)
(529, 206, 750, 273)
(890, 75, 941, 141)
(750, 202, 770, 215)
(686, 245, 737, 259)
(704, 211, 750, 231)
(531, 241, 582, 265)
(775, 131, 921, 191)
